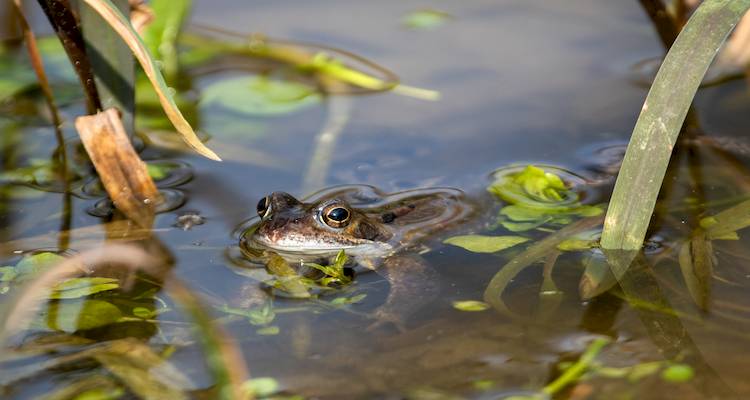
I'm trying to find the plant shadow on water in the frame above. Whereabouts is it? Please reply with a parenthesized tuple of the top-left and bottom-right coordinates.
(3, 0, 750, 399)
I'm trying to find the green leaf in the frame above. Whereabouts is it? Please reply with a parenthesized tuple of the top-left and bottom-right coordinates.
(72, 387, 125, 400)
(557, 239, 598, 251)
(452, 300, 490, 312)
(0, 266, 17, 282)
(50, 277, 120, 299)
(146, 162, 174, 181)
(306, 249, 351, 286)
(15, 252, 66, 278)
(256, 326, 280, 336)
(661, 364, 694, 383)
(601, 0, 750, 250)
(490, 165, 603, 232)
(444, 235, 529, 253)
(132, 306, 155, 319)
(46, 299, 123, 332)
(403, 9, 452, 30)
(200, 75, 321, 116)
(330, 293, 367, 306)
(627, 361, 663, 382)
(142, 0, 192, 84)
(242, 377, 280, 397)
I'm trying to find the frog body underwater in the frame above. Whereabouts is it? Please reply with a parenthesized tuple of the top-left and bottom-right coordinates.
(240, 185, 476, 329)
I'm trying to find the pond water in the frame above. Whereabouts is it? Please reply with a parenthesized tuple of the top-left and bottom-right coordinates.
(3, 1, 750, 399)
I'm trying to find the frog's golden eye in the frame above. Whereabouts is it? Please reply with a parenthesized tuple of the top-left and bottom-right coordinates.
(322, 205, 351, 228)
(257, 196, 271, 218)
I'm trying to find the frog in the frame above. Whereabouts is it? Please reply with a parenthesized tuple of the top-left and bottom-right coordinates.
(239, 184, 476, 330)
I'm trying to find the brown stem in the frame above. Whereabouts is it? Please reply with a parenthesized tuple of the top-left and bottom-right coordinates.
(36, 0, 101, 113)
(638, 0, 681, 50)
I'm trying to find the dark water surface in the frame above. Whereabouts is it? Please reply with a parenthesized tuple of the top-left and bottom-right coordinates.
(3, 1, 750, 399)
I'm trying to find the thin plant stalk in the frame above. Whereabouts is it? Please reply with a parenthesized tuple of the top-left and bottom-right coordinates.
(301, 79, 352, 194)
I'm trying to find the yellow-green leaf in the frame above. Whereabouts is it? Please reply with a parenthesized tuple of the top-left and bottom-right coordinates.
(452, 300, 490, 312)
(81, 0, 221, 161)
(50, 277, 120, 299)
(444, 235, 529, 253)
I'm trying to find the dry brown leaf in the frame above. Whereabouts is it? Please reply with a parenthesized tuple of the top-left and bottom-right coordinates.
(75, 109, 162, 228)
(81, 0, 221, 161)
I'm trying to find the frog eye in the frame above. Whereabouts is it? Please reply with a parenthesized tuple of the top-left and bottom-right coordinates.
(257, 196, 271, 218)
(322, 205, 351, 228)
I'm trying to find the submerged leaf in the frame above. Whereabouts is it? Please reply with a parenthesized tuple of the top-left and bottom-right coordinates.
(45, 299, 123, 332)
(661, 364, 694, 383)
(93, 339, 193, 400)
(256, 326, 280, 335)
(678, 235, 713, 310)
(403, 9, 452, 30)
(444, 235, 529, 253)
(50, 277, 119, 299)
(15, 252, 66, 279)
(242, 377, 280, 397)
(200, 75, 321, 116)
(452, 300, 490, 311)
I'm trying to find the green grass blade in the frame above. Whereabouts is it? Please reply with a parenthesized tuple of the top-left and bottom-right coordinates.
(81, 0, 221, 161)
(600, 0, 750, 251)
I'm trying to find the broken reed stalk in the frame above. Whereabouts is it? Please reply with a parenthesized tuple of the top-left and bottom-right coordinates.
(600, 0, 750, 251)
(75, 108, 162, 228)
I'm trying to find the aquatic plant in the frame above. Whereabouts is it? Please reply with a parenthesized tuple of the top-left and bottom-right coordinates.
(601, 0, 750, 251)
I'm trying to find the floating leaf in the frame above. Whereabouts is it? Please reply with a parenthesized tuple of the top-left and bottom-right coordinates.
(242, 377, 280, 397)
(200, 75, 321, 116)
(403, 9, 452, 30)
(330, 293, 367, 306)
(661, 364, 694, 383)
(490, 165, 603, 232)
(46, 299, 123, 332)
(15, 252, 66, 278)
(50, 277, 120, 299)
(0, 266, 17, 282)
(452, 300, 490, 312)
(256, 326, 280, 336)
(444, 235, 529, 253)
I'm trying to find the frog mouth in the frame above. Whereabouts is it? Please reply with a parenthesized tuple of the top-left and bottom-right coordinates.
(247, 234, 391, 258)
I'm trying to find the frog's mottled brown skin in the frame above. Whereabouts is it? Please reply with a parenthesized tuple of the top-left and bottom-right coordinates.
(241, 185, 475, 330)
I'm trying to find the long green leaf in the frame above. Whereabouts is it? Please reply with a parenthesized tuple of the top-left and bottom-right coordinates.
(81, 0, 221, 161)
(600, 0, 750, 250)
